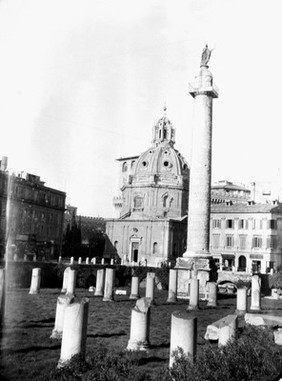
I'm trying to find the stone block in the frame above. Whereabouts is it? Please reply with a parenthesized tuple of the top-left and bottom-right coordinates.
(205, 314, 237, 341)
(274, 328, 282, 345)
(245, 313, 282, 327)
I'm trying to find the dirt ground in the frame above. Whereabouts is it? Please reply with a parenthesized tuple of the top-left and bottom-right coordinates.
(1, 286, 282, 381)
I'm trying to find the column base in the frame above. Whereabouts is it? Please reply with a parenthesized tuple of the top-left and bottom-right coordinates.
(187, 304, 199, 311)
(166, 296, 177, 303)
(127, 340, 150, 351)
(94, 291, 104, 297)
(50, 329, 62, 340)
(176, 256, 217, 300)
(29, 290, 40, 295)
(102, 297, 114, 302)
(250, 306, 261, 311)
(235, 309, 246, 316)
(129, 294, 139, 300)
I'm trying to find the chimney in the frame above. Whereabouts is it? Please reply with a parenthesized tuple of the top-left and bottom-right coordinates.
(250, 182, 256, 202)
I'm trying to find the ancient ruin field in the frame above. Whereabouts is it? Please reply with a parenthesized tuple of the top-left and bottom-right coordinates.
(1, 287, 282, 381)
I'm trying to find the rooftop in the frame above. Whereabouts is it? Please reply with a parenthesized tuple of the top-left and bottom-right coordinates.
(211, 201, 282, 214)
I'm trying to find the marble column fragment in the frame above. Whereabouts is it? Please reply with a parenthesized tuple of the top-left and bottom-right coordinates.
(170, 311, 197, 367)
(167, 269, 177, 303)
(103, 268, 115, 301)
(145, 272, 155, 302)
(187, 278, 199, 310)
(236, 288, 247, 315)
(50, 294, 74, 339)
(207, 282, 217, 307)
(250, 275, 261, 311)
(61, 267, 71, 293)
(218, 315, 237, 347)
(58, 298, 89, 367)
(127, 297, 151, 351)
(66, 269, 76, 296)
(129, 276, 140, 300)
(29, 268, 41, 294)
(94, 269, 105, 296)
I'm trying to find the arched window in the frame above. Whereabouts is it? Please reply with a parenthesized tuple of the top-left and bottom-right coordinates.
(163, 194, 168, 207)
(163, 129, 167, 139)
(153, 242, 158, 254)
(131, 160, 135, 169)
(122, 162, 127, 172)
(238, 255, 246, 271)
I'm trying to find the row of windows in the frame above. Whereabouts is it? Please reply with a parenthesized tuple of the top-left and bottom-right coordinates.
(133, 194, 172, 210)
(212, 234, 277, 250)
(122, 161, 136, 172)
(13, 186, 64, 207)
(21, 209, 60, 223)
(20, 223, 59, 237)
(212, 218, 277, 230)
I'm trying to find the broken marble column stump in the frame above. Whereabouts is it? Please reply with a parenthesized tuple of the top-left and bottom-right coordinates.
(103, 268, 115, 301)
(250, 275, 261, 311)
(58, 298, 89, 367)
(187, 278, 199, 311)
(66, 269, 76, 296)
(207, 282, 217, 307)
(50, 294, 74, 339)
(94, 269, 105, 297)
(170, 311, 197, 368)
(61, 267, 71, 293)
(236, 288, 247, 315)
(167, 269, 178, 303)
(127, 297, 151, 351)
(145, 272, 155, 302)
(129, 276, 140, 300)
(29, 268, 41, 294)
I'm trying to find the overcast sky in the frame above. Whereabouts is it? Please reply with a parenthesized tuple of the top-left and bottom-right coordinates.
(0, 0, 281, 217)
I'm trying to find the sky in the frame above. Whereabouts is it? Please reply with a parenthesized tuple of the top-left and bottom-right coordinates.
(0, 0, 282, 217)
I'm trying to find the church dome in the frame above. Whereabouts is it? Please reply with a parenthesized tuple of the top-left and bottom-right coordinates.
(132, 107, 189, 187)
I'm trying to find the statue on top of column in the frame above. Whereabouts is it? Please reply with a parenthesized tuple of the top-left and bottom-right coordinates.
(200, 44, 213, 67)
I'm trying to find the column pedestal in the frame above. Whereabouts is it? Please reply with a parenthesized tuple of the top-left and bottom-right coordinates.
(176, 256, 214, 300)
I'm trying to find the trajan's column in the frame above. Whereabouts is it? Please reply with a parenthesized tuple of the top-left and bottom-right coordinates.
(177, 45, 218, 298)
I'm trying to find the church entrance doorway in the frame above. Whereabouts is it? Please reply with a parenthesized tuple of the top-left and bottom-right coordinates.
(131, 242, 139, 263)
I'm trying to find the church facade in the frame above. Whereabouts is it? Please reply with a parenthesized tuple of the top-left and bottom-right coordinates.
(104, 108, 189, 266)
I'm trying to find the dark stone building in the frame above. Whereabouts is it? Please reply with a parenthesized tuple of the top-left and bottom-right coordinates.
(0, 157, 66, 260)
